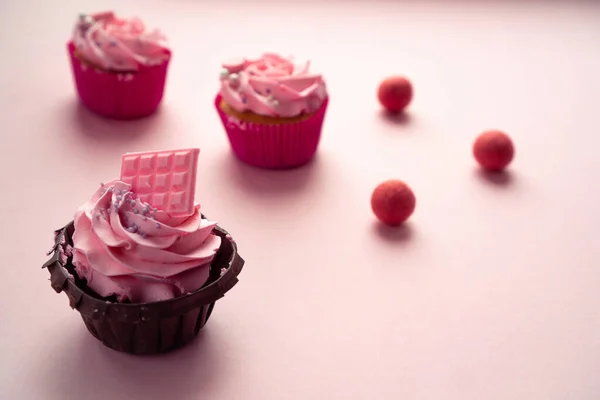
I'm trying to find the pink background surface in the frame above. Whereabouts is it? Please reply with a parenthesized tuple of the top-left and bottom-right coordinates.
(1, 0, 600, 399)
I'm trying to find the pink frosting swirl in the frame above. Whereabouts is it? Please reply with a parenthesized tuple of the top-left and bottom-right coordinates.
(219, 53, 328, 118)
(71, 180, 221, 303)
(72, 11, 170, 72)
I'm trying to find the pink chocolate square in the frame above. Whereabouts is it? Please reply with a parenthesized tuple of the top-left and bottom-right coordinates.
(120, 148, 200, 217)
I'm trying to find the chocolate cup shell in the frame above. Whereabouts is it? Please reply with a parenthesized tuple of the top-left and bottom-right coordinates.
(44, 220, 243, 355)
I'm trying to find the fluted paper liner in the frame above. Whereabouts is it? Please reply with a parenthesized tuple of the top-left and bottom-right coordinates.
(44, 220, 244, 355)
(68, 42, 170, 120)
(215, 94, 329, 169)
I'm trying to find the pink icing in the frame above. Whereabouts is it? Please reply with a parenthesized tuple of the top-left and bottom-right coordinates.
(71, 180, 221, 303)
(219, 53, 328, 118)
(72, 11, 170, 72)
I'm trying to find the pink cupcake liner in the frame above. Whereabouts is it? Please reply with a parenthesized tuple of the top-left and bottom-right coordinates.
(67, 42, 171, 120)
(214, 94, 329, 169)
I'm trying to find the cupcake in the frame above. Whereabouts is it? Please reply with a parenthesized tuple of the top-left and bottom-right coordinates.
(215, 53, 329, 169)
(68, 11, 171, 119)
(43, 148, 244, 354)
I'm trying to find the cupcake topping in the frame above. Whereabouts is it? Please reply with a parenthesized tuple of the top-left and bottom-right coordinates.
(119, 149, 200, 218)
(219, 53, 328, 118)
(71, 149, 220, 303)
(73, 11, 170, 72)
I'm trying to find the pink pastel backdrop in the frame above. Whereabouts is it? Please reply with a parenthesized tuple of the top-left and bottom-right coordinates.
(1, 0, 600, 399)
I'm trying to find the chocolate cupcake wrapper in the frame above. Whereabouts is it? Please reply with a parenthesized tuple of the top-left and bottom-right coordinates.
(215, 94, 329, 169)
(44, 220, 243, 355)
(68, 42, 171, 120)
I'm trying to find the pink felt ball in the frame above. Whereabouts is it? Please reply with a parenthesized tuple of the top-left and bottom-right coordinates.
(473, 130, 515, 171)
(371, 180, 416, 226)
(377, 76, 413, 113)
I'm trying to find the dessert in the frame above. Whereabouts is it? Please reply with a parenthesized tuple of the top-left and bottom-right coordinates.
(377, 76, 413, 113)
(43, 148, 244, 354)
(215, 53, 329, 169)
(473, 130, 515, 171)
(68, 11, 171, 119)
(371, 180, 416, 226)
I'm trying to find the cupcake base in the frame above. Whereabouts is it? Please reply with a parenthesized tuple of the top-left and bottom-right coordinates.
(67, 42, 171, 120)
(215, 94, 329, 169)
(81, 302, 216, 355)
(218, 99, 314, 125)
(44, 221, 243, 355)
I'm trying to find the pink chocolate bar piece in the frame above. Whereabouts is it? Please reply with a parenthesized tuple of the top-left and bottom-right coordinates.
(120, 148, 200, 217)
